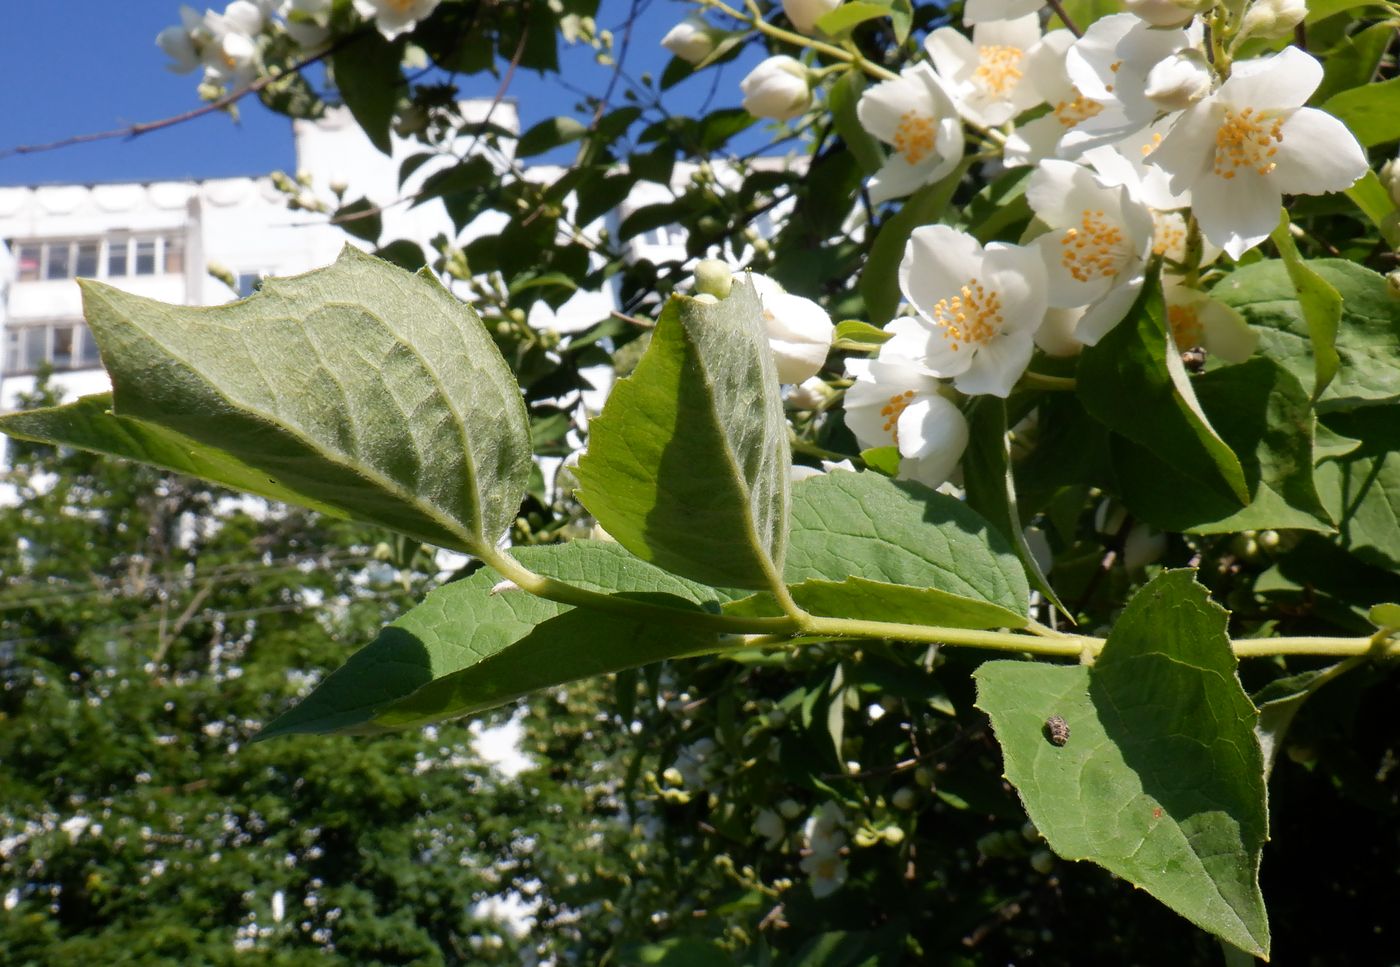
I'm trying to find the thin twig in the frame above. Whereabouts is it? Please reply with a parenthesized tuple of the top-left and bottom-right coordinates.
(0, 39, 351, 162)
(1043, 0, 1083, 37)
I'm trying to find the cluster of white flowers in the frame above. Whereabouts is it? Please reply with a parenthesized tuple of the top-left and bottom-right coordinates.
(157, 0, 441, 88)
(798, 801, 850, 898)
(669, 0, 1369, 491)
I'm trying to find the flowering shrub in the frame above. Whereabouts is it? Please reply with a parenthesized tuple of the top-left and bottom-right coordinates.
(8, 0, 1400, 959)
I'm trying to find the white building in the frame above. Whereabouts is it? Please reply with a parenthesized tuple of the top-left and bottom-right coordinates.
(0, 99, 693, 468)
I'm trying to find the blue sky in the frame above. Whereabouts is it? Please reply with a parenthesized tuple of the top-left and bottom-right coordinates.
(0, 0, 765, 187)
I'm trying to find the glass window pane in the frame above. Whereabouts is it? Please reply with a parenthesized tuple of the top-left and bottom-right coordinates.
(108, 240, 128, 277)
(135, 239, 156, 275)
(236, 272, 263, 298)
(45, 243, 71, 280)
(51, 326, 75, 370)
(75, 242, 99, 278)
(164, 236, 185, 274)
(17, 244, 41, 281)
(77, 324, 102, 368)
(3, 331, 19, 374)
(22, 328, 47, 371)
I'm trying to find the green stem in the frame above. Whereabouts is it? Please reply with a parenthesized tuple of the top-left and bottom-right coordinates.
(1017, 371, 1076, 392)
(698, 0, 899, 81)
(483, 549, 1397, 661)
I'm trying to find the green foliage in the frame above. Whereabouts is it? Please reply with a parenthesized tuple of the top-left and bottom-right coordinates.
(976, 571, 1270, 959)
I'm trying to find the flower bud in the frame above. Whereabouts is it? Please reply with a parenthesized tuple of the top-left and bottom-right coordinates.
(745, 272, 834, 382)
(778, 798, 804, 820)
(1387, 269, 1400, 299)
(891, 787, 917, 810)
(1029, 848, 1056, 874)
(782, 0, 842, 34)
(740, 56, 813, 122)
(1240, 0, 1307, 40)
(694, 258, 733, 299)
(1122, 0, 1207, 27)
(1123, 524, 1167, 572)
(1144, 49, 1214, 112)
(661, 15, 718, 65)
(1380, 158, 1400, 209)
(785, 376, 832, 411)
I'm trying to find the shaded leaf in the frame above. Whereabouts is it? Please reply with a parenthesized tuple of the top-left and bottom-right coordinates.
(975, 570, 1270, 958)
(577, 281, 790, 590)
(1321, 76, 1400, 147)
(1270, 214, 1342, 400)
(333, 31, 402, 154)
(258, 541, 725, 738)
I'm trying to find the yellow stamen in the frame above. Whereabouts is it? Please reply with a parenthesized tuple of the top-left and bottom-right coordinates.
(879, 389, 918, 440)
(975, 45, 1025, 97)
(1168, 304, 1205, 347)
(1213, 106, 1284, 180)
(893, 111, 937, 165)
(1053, 90, 1103, 128)
(1060, 210, 1126, 283)
(931, 278, 1004, 352)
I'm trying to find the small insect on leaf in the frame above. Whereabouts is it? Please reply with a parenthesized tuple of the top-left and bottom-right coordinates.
(1044, 714, 1070, 747)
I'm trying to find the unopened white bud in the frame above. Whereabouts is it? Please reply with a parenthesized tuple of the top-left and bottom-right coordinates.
(1123, 524, 1167, 572)
(1144, 49, 1214, 112)
(782, 0, 842, 35)
(891, 787, 917, 810)
(694, 258, 733, 298)
(1380, 158, 1400, 208)
(1122, 0, 1207, 27)
(1240, 0, 1307, 39)
(661, 15, 718, 65)
(740, 56, 813, 122)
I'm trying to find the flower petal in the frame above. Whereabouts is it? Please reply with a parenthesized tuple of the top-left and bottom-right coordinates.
(953, 330, 1034, 397)
(1217, 46, 1321, 113)
(1191, 169, 1281, 260)
(1269, 107, 1368, 196)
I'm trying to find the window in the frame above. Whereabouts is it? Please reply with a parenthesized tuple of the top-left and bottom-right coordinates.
(135, 239, 157, 275)
(164, 236, 185, 274)
(2, 322, 103, 375)
(45, 243, 70, 280)
(8, 235, 183, 282)
(75, 242, 100, 278)
(17, 244, 40, 282)
(108, 239, 129, 277)
(236, 272, 265, 298)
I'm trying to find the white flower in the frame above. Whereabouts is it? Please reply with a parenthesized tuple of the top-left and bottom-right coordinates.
(1062, 15, 1201, 156)
(754, 809, 786, 848)
(803, 801, 848, 853)
(895, 225, 1047, 397)
(964, 0, 1045, 25)
(1123, 524, 1167, 571)
(845, 356, 969, 488)
(661, 15, 718, 64)
(746, 273, 834, 383)
(196, 2, 266, 86)
(927, 15, 1046, 128)
(280, 0, 333, 47)
(740, 56, 813, 121)
(1002, 30, 1094, 167)
(800, 850, 849, 898)
(783, 0, 842, 35)
(156, 6, 206, 73)
(1034, 306, 1088, 357)
(271, 890, 285, 923)
(856, 63, 966, 204)
(1148, 46, 1368, 258)
(1026, 160, 1154, 345)
(352, 0, 441, 40)
(1143, 48, 1213, 112)
(1163, 279, 1258, 363)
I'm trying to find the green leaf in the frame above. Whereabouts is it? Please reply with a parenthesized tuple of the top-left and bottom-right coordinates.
(27, 247, 530, 557)
(516, 116, 588, 158)
(1322, 76, 1400, 147)
(1252, 662, 1355, 780)
(1343, 171, 1400, 248)
(815, 1, 895, 34)
(1314, 405, 1400, 568)
(333, 197, 383, 244)
(859, 445, 900, 475)
(1213, 258, 1400, 411)
(828, 71, 886, 176)
(959, 167, 1033, 244)
(777, 471, 1030, 629)
(833, 318, 892, 349)
(257, 541, 725, 738)
(963, 397, 1067, 616)
(1112, 357, 1334, 534)
(975, 570, 1270, 958)
(577, 281, 790, 590)
(332, 32, 402, 154)
(1078, 272, 1249, 503)
(0, 395, 348, 518)
(860, 159, 972, 325)
(1270, 214, 1342, 400)
(1369, 603, 1400, 629)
